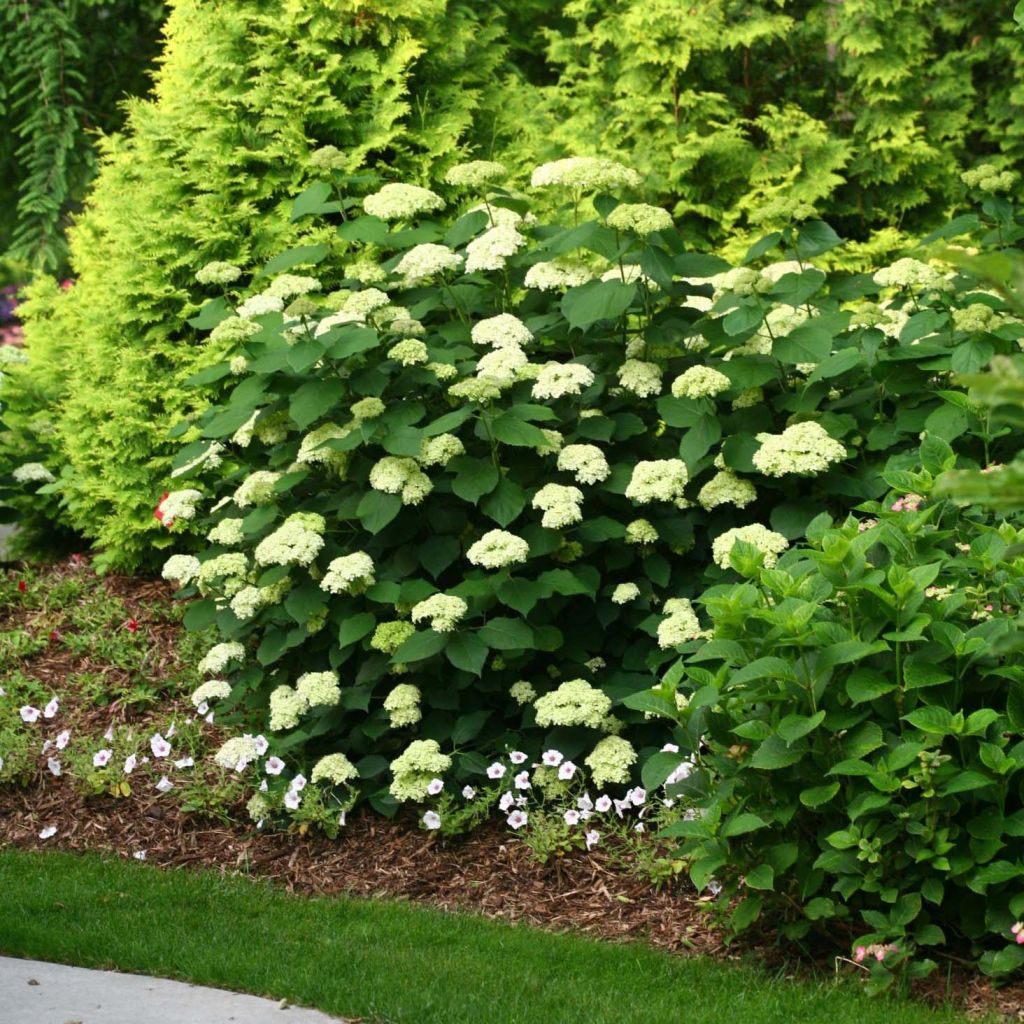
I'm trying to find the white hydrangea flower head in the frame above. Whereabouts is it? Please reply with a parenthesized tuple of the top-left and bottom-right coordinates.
(617, 359, 662, 397)
(389, 739, 451, 801)
(625, 460, 689, 508)
(585, 735, 637, 788)
(196, 552, 249, 594)
(269, 685, 308, 731)
(345, 259, 388, 285)
(368, 456, 432, 506)
(873, 258, 951, 293)
(339, 287, 390, 317)
(448, 378, 502, 403)
(363, 183, 444, 221)
(411, 594, 469, 633)
(671, 366, 731, 400)
(556, 444, 609, 485)
(444, 160, 508, 187)
(394, 243, 463, 287)
(625, 519, 659, 544)
(237, 293, 285, 319)
(509, 680, 537, 705)
(606, 203, 673, 234)
(712, 524, 790, 570)
(952, 303, 1004, 333)
(532, 362, 595, 401)
(732, 387, 763, 410)
(195, 261, 242, 286)
(752, 421, 846, 477)
(254, 513, 325, 567)
(191, 679, 231, 707)
(233, 471, 280, 508)
(12, 462, 55, 484)
(657, 598, 704, 649)
(711, 266, 770, 298)
(698, 470, 757, 511)
(384, 683, 422, 728)
(210, 316, 260, 345)
(532, 483, 584, 529)
(295, 671, 341, 709)
(321, 552, 375, 595)
(530, 157, 642, 191)
(476, 346, 528, 386)
(418, 433, 464, 467)
(311, 753, 359, 786)
(161, 554, 201, 586)
(214, 735, 261, 771)
(229, 586, 265, 621)
(388, 339, 430, 366)
(265, 274, 320, 300)
(611, 583, 641, 605)
(471, 313, 533, 349)
(198, 641, 245, 676)
(157, 490, 203, 526)
(534, 679, 612, 729)
(961, 163, 1018, 193)
(370, 620, 415, 655)
(464, 223, 527, 274)
(466, 529, 530, 569)
(523, 259, 593, 291)
(207, 518, 245, 546)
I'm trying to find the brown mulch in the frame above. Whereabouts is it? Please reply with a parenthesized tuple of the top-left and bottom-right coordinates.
(2, 560, 1024, 1019)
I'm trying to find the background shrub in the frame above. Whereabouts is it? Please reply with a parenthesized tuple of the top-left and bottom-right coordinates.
(499, 0, 1024, 252)
(2, 0, 506, 569)
(0, 0, 166, 273)
(157, 162, 1024, 830)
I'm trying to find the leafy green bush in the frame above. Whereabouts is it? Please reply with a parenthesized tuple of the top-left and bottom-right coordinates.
(2, 0, 507, 569)
(650, 480, 1024, 982)
(499, 0, 1024, 253)
(152, 159, 1024, 832)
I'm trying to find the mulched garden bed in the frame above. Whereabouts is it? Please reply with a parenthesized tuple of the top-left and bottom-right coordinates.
(1, 560, 1023, 1020)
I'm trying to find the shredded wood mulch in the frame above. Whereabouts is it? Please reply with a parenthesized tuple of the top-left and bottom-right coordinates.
(1, 559, 1023, 1020)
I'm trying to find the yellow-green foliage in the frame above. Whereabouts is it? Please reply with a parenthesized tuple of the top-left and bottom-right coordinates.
(498, 0, 1024, 249)
(8, 0, 505, 569)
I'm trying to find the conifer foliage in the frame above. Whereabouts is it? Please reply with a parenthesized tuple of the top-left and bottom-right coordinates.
(5, 0, 506, 568)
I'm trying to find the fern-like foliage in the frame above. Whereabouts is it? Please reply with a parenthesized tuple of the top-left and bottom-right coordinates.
(0, 0, 165, 273)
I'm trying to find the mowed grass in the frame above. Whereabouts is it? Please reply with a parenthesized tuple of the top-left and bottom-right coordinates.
(0, 850, 980, 1024)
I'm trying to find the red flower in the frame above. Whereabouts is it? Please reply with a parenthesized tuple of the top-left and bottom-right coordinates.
(125, 618, 139, 633)
(70, 553, 84, 565)
(17, 580, 26, 593)
(154, 491, 169, 523)
(49, 629, 61, 642)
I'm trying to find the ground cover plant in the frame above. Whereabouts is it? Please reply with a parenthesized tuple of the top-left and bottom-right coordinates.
(0, 849, 984, 1024)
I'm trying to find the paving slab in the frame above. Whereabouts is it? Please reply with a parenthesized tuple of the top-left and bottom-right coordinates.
(0, 956, 347, 1024)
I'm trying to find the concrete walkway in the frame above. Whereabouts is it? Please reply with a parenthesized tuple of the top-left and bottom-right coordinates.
(0, 956, 348, 1024)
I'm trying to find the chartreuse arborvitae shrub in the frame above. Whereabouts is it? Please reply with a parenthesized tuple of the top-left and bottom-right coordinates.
(494, 0, 1024, 252)
(0, 0, 166, 272)
(642, 471, 1024, 987)
(2, 0, 506, 570)
(142, 159, 1024, 852)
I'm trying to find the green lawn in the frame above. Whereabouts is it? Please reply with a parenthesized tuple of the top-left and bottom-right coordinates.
(0, 850, 980, 1024)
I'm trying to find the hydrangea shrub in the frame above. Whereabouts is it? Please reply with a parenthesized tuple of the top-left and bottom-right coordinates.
(163, 160, 1024, 828)
(645, 455, 1024, 982)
